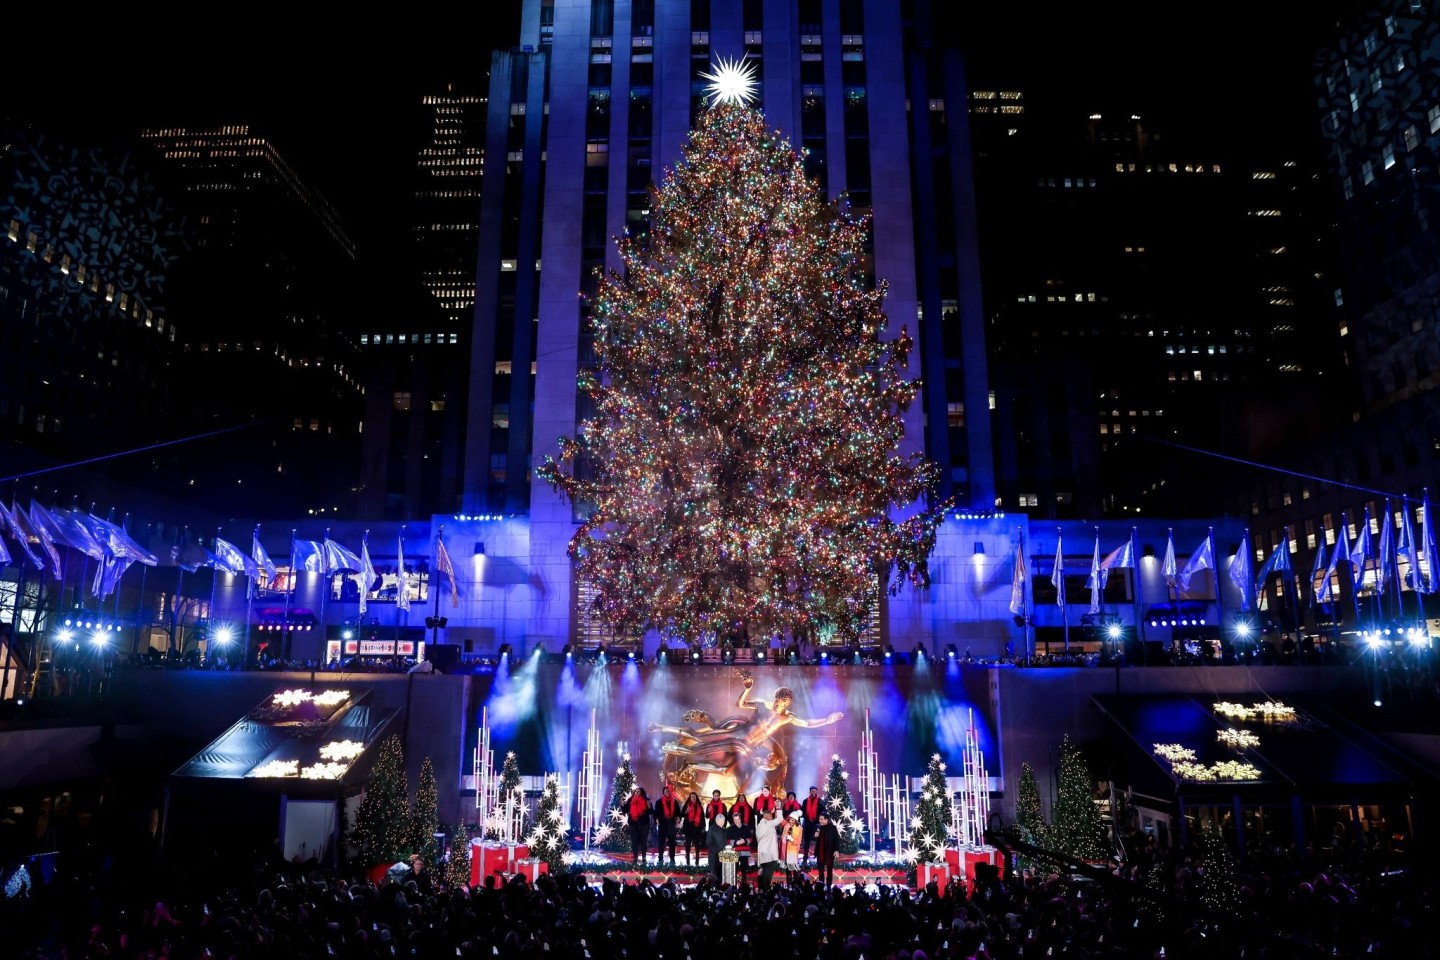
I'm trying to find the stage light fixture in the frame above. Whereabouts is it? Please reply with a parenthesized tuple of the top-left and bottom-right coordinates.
(884, 645, 893, 661)
(755, 648, 766, 662)
(474, 541, 485, 556)
(562, 644, 573, 658)
(691, 647, 702, 662)
(498, 643, 513, 659)
(343, 629, 354, 640)
(626, 649, 636, 662)
(1106, 624, 1123, 639)
(214, 627, 234, 645)
(945, 644, 959, 660)
(819, 650, 829, 663)
(58, 629, 73, 643)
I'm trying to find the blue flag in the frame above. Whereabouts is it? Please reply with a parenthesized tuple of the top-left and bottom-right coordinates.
(1349, 510, 1373, 585)
(214, 537, 259, 577)
(1177, 534, 1214, 593)
(1422, 495, 1440, 595)
(1230, 531, 1253, 610)
(1253, 530, 1292, 607)
(1051, 532, 1066, 611)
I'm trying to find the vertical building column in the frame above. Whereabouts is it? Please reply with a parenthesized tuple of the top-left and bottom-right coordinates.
(943, 48, 996, 510)
(862, 0, 925, 649)
(653, 0, 691, 184)
(820, 0, 847, 198)
(528, 0, 595, 651)
(762, 0, 801, 139)
(604, 0, 634, 274)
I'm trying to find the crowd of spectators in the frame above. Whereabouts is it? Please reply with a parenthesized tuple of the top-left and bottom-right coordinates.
(5, 819, 1436, 960)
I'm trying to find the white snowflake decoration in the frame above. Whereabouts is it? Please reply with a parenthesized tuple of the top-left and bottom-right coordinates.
(701, 55, 759, 107)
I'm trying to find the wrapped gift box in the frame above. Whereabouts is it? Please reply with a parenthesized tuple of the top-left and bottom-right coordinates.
(917, 861, 954, 889)
(960, 846, 1006, 894)
(470, 841, 529, 887)
(513, 858, 549, 883)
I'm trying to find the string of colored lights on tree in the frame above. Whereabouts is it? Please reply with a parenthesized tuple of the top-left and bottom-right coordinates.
(539, 101, 949, 644)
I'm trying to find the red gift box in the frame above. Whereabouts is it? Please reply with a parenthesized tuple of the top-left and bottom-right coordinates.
(917, 861, 954, 888)
(470, 841, 529, 888)
(961, 846, 1006, 894)
(513, 857, 549, 883)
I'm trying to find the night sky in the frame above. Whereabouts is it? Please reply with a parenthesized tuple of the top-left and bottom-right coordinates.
(7, 3, 1354, 255)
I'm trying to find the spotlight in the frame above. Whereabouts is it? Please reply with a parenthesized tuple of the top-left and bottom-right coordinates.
(64, 618, 73, 627)
(532, 644, 542, 657)
(498, 643, 513, 659)
(1366, 634, 1384, 648)
(656, 648, 668, 664)
(626, 649, 636, 661)
(884, 645, 893, 660)
(90, 631, 107, 646)
(691, 648, 701, 662)
(1233, 622, 1252, 639)
(755, 648, 766, 662)
(342, 629, 354, 640)
(945, 644, 959, 660)
(1106, 624, 1123, 639)
(58, 629, 74, 643)
(214, 627, 234, 645)
(819, 650, 829, 663)
(1373, 699, 1383, 707)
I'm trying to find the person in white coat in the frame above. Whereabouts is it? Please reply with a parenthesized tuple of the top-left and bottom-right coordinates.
(754, 806, 781, 889)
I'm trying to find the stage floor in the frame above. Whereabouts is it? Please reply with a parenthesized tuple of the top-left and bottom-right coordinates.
(569, 852, 912, 888)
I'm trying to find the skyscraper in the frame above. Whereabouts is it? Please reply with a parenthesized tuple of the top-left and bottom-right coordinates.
(969, 90, 1346, 520)
(464, 0, 996, 647)
(140, 125, 366, 517)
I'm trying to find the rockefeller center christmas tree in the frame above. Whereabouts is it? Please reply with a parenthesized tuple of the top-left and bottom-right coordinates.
(538, 66, 948, 645)
(823, 754, 863, 854)
(1049, 735, 1107, 863)
(354, 734, 409, 864)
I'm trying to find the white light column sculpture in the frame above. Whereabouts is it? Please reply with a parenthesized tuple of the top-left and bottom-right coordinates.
(955, 708, 991, 850)
(858, 708, 884, 856)
(474, 706, 496, 818)
(578, 708, 604, 852)
(889, 773, 911, 857)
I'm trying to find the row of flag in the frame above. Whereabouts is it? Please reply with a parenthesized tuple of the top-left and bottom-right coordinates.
(0, 504, 460, 609)
(1008, 494, 1440, 618)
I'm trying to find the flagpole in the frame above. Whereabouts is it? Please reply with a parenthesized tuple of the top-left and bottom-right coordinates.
(134, 525, 151, 657)
(1132, 526, 1145, 655)
(1058, 528, 1069, 660)
(209, 527, 221, 632)
(319, 527, 330, 643)
(245, 526, 257, 668)
(430, 525, 445, 651)
(1208, 526, 1218, 660)
(284, 529, 297, 664)
(1283, 527, 1302, 651)
(1419, 490, 1432, 632)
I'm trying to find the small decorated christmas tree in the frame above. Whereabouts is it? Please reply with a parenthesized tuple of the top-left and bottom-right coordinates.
(526, 774, 569, 876)
(1049, 734, 1107, 863)
(354, 734, 409, 864)
(1012, 761, 1048, 872)
(823, 754, 863, 854)
(444, 822, 475, 890)
(408, 757, 441, 873)
(486, 751, 524, 841)
(600, 751, 637, 851)
(909, 753, 953, 864)
(1196, 830, 1240, 913)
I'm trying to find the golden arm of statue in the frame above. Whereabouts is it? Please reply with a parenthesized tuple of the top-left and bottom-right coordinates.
(786, 710, 844, 729)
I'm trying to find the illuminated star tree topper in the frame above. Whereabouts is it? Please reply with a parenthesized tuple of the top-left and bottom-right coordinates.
(539, 100, 950, 645)
(699, 55, 759, 107)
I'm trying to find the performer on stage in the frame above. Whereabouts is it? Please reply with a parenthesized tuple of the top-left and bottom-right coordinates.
(782, 789, 801, 822)
(705, 810, 730, 882)
(754, 807, 781, 889)
(801, 784, 823, 865)
(814, 811, 841, 889)
(781, 809, 804, 884)
(754, 784, 777, 817)
(682, 790, 705, 866)
(653, 784, 680, 867)
(729, 791, 754, 845)
(705, 789, 728, 823)
(626, 785, 652, 867)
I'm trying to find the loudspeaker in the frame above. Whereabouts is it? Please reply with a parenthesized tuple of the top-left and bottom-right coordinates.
(426, 643, 461, 673)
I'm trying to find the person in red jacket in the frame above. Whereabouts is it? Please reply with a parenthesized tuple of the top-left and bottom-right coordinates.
(626, 785, 652, 867)
(753, 784, 778, 817)
(681, 790, 705, 866)
(653, 784, 680, 868)
(801, 785, 823, 865)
